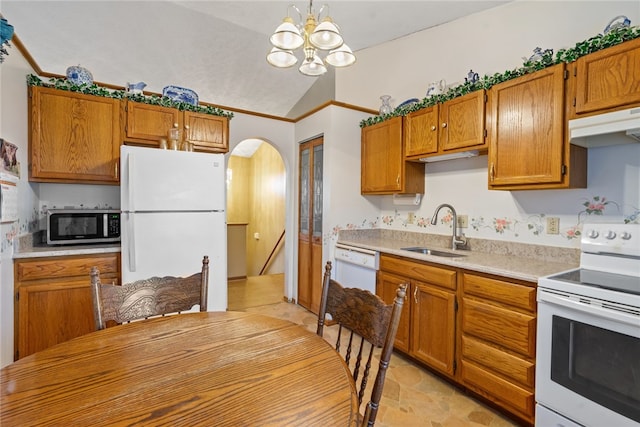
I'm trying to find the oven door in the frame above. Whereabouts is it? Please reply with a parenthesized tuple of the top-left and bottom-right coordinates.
(536, 288, 640, 427)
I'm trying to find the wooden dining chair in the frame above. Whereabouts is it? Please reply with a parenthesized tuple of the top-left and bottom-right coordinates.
(90, 255, 209, 330)
(316, 261, 407, 427)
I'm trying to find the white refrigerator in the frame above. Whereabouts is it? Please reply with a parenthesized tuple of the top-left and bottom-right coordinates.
(120, 145, 227, 311)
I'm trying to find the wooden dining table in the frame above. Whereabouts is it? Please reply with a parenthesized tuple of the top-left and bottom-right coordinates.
(1, 311, 359, 426)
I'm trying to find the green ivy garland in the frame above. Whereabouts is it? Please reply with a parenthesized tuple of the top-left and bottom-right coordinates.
(360, 25, 640, 128)
(26, 74, 234, 119)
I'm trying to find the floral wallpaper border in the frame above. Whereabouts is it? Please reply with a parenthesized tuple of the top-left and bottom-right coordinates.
(324, 195, 639, 246)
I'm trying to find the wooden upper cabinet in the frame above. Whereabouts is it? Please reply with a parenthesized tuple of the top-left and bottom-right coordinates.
(439, 90, 487, 152)
(124, 101, 181, 145)
(487, 63, 586, 190)
(405, 90, 487, 160)
(28, 86, 121, 184)
(124, 101, 229, 153)
(184, 111, 229, 153)
(404, 105, 439, 157)
(570, 37, 640, 119)
(361, 116, 424, 195)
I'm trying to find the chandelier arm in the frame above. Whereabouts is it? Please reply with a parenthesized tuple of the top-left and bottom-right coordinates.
(289, 4, 303, 24)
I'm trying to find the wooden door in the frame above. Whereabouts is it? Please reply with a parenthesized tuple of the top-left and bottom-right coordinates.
(184, 111, 229, 153)
(573, 37, 640, 116)
(439, 90, 486, 152)
(410, 281, 456, 376)
(125, 101, 181, 146)
(361, 116, 404, 193)
(404, 106, 439, 158)
(298, 137, 323, 314)
(377, 271, 410, 353)
(488, 64, 566, 188)
(17, 280, 95, 358)
(28, 86, 121, 184)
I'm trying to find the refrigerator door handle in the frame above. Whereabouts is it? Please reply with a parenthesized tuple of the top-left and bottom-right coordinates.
(127, 213, 137, 272)
(128, 152, 135, 212)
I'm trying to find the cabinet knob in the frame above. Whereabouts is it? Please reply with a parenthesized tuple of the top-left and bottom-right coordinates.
(441, 122, 447, 128)
(431, 125, 437, 131)
(173, 123, 179, 128)
(490, 163, 495, 181)
(413, 286, 418, 304)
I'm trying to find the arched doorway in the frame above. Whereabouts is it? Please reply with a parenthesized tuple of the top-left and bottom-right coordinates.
(226, 139, 286, 310)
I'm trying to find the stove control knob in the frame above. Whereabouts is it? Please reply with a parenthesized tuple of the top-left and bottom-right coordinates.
(605, 230, 617, 240)
(621, 231, 632, 240)
(587, 229, 599, 239)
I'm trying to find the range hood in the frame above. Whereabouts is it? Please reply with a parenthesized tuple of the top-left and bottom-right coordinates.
(569, 107, 640, 147)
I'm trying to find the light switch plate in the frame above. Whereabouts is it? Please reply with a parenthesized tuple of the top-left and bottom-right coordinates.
(457, 215, 468, 228)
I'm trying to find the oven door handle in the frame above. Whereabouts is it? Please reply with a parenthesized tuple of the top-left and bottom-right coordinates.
(539, 290, 639, 328)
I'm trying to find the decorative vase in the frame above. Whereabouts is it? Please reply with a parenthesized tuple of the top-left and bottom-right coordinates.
(379, 95, 393, 115)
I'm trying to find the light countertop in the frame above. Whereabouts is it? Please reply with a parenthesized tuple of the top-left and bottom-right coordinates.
(338, 230, 579, 283)
(13, 243, 121, 259)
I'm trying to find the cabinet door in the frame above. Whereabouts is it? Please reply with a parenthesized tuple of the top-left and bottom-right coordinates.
(573, 37, 640, 116)
(361, 117, 424, 194)
(29, 86, 121, 184)
(377, 271, 410, 353)
(184, 112, 229, 153)
(411, 282, 456, 376)
(440, 90, 486, 152)
(488, 64, 566, 189)
(17, 279, 95, 358)
(125, 101, 181, 146)
(361, 116, 404, 193)
(404, 106, 439, 158)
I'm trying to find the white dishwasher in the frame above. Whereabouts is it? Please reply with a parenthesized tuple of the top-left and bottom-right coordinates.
(333, 243, 379, 294)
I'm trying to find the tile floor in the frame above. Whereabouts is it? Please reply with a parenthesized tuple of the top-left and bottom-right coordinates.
(228, 275, 521, 427)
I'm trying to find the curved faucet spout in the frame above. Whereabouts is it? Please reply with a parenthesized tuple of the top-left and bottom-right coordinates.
(431, 203, 467, 250)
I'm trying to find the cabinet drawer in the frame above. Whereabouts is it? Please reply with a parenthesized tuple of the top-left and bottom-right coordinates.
(461, 359, 534, 420)
(461, 335, 534, 388)
(462, 273, 535, 312)
(16, 254, 120, 281)
(462, 298, 536, 357)
(380, 255, 456, 290)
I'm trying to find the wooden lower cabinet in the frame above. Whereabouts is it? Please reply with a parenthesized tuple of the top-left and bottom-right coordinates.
(377, 254, 537, 426)
(459, 272, 537, 425)
(377, 254, 456, 377)
(14, 252, 121, 360)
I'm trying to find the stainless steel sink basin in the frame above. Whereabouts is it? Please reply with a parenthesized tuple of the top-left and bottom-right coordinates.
(400, 247, 466, 258)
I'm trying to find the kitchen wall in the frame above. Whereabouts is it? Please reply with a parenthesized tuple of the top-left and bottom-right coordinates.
(333, 0, 640, 248)
(0, 43, 39, 367)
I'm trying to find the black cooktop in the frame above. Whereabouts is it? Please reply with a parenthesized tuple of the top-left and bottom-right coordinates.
(549, 269, 640, 296)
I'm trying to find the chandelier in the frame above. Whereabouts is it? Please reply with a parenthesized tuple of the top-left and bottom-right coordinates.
(266, 1, 356, 76)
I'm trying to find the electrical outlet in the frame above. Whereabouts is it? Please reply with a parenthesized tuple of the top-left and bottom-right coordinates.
(547, 217, 560, 234)
(407, 212, 415, 224)
(457, 215, 468, 228)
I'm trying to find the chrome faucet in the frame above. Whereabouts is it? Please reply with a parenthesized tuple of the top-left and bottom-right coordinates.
(430, 204, 467, 250)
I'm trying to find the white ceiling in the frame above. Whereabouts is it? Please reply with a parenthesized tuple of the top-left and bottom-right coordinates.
(2, 0, 510, 117)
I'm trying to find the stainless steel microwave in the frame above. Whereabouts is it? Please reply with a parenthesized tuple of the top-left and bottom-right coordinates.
(47, 209, 121, 245)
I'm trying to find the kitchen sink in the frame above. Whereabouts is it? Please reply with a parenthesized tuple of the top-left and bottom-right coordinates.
(400, 247, 467, 258)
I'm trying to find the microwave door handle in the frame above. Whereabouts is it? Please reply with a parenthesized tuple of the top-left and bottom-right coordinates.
(127, 213, 136, 272)
(541, 290, 639, 328)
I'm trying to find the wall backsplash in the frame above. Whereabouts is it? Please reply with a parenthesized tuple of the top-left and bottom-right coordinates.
(325, 143, 640, 251)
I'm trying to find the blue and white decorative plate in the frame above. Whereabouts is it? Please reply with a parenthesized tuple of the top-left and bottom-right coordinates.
(397, 98, 420, 109)
(162, 85, 199, 106)
(66, 65, 93, 85)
